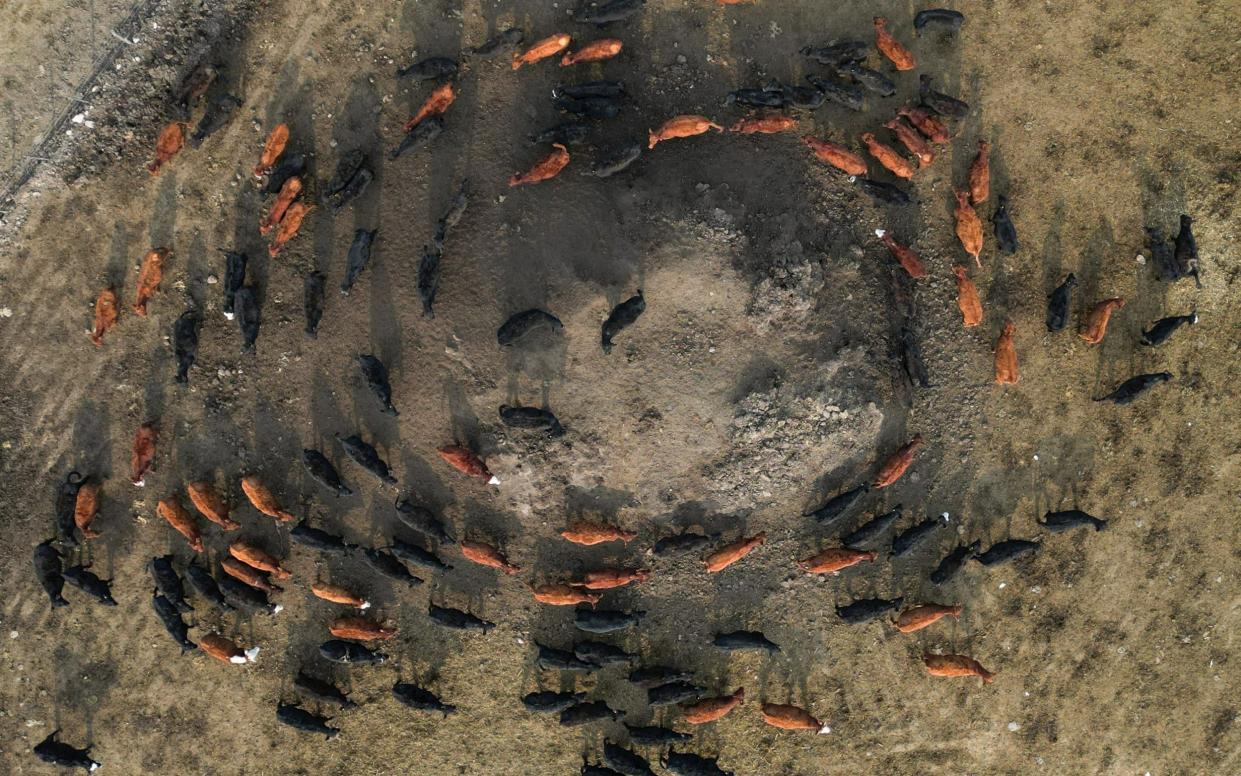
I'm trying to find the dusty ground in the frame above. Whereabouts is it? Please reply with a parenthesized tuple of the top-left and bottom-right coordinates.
(0, 1, 1238, 774)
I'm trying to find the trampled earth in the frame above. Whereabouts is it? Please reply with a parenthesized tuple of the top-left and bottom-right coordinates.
(0, 1, 1237, 774)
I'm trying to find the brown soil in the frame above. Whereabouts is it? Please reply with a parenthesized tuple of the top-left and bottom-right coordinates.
(0, 1, 1237, 774)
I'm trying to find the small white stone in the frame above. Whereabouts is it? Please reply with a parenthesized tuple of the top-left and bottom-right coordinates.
(0, 307, 12, 318)
(9, 631, 17, 639)
(998, 582, 1007, 590)
(1007, 721, 1020, 732)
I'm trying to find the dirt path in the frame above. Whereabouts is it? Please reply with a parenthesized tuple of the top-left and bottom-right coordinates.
(0, 1, 1237, 774)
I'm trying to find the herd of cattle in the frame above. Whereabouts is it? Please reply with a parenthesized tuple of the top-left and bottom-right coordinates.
(27, 2, 1204, 773)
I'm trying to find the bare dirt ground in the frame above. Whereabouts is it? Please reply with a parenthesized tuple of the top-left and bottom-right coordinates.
(0, 1, 1237, 774)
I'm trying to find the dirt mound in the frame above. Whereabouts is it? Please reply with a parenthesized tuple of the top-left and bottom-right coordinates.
(0, 1, 1237, 775)
(709, 353, 885, 509)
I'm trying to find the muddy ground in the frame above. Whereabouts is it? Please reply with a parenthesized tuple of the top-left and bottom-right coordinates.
(0, 1, 1238, 774)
